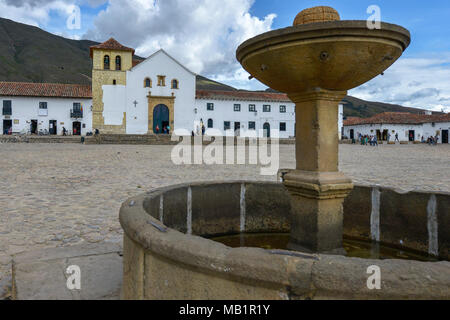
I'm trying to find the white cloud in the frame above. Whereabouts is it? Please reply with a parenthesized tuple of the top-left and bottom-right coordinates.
(350, 55, 450, 112)
(0, 0, 77, 26)
(84, 0, 275, 80)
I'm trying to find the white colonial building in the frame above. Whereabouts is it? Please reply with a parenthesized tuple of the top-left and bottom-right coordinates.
(0, 38, 349, 139)
(343, 112, 450, 144)
(0, 82, 92, 136)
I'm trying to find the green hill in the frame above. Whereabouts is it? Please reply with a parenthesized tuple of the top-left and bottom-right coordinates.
(0, 17, 430, 117)
(0, 18, 95, 84)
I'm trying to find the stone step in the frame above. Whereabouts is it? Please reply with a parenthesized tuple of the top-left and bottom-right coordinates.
(8, 243, 123, 300)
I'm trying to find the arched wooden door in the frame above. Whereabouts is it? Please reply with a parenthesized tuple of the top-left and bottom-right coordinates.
(263, 122, 270, 138)
(153, 104, 169, 134)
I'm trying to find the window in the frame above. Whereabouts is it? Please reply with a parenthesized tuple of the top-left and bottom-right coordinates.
(248, 121, 256, 130)
(249, 104, 256, 112)
(113, 79, 117, 85)
(171, 79, 179, 89)
(280, 105, 286, 113)
(157, 75, 166, 86)
(71, 103, 83, 118)
(2, 100, 12, 116)
(207, 103, 214, 111)
(73, 103, 82, 112)
(234, 104, 241, 112)
(115, 56, 121, 70)
(208, 119, 213, 128)
(224, 121, 231, 131)
(144, 78, 152, 88)
(280, 122, 286, 132)
(39, 102, 48, 116)
(104, 55, 110, 70)
(263, 105, 271, 112)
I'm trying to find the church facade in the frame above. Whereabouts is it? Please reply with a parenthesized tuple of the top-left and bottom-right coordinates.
(0, 38, 328, 139)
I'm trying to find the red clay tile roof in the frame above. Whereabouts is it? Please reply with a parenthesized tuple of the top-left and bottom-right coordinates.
(344, 112, 450, 126)
(132, 59, 143, 67)
(196, 89, 291, 102)
(0, 82, 92, 99)
(90, 38, 135, 57)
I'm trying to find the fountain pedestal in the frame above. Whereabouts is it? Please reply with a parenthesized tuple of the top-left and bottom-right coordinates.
(284, 89, 353, 253)
(236, 6, 410, 254)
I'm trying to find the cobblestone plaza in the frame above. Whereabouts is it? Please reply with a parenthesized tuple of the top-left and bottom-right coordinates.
(0, 143, 449, 257)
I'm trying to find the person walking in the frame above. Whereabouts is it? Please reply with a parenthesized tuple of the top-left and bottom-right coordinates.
(395, 133, 399, 142)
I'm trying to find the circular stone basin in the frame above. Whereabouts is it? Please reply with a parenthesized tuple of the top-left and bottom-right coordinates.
(120, 181, 450, 300)
(236, 21, 411, 93)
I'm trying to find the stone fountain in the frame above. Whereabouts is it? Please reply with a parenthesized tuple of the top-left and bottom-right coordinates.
(236, 6, 410, 254)
(120, 7, 449, 300)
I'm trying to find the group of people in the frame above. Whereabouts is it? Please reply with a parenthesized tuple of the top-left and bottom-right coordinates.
(423, 136, 439, 145)
(357, 134, 379, 146)
(191, 119, 206, 137)
(154, 124, 170, 134)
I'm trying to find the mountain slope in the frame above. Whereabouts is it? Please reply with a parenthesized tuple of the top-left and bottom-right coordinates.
(0, 18, 96, 84)
(342, 96, 430, 118)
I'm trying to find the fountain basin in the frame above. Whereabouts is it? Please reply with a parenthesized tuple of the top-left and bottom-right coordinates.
(120, 181, 450, 300)
(236, 21, 410, 93)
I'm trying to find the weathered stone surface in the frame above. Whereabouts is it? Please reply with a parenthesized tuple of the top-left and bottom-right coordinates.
(245, 182, 290, 233)
(343, 186, 372, 239)
(312, 255, 450, 300)
(380, 190, 429, 253)
(13, 244, 122, 300)
(161, 187, 188, 233)
(122, 234, 144, 300)
(191, 183, 241, 236)
(436, 194, 450, 260)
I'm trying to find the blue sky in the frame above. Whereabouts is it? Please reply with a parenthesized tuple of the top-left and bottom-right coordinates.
(0, 0, 449, 111)
(249, 0, 450, 58)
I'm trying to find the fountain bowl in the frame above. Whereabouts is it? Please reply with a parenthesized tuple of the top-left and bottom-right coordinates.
(119, 181, 449, 300)
(236, 21, 411, 93)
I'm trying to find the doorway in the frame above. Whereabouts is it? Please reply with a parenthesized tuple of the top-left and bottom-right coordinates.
(382, 130, 388, 141)
(349, 129, 354, 140)
(234, 122, 241, 136)
(263, 122, 271, 138)
(31, 120, 38, 134)
(408, 130, 415, 142)
(3, 120, 12, 135)
(49, 120, 57, 135)
(442, 130, 449, 144)
(376, 130, 382, 141)
(153, 104, 169, 134)
(72, 121, 81, 136)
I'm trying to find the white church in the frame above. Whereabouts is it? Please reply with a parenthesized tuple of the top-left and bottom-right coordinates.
(0, 38, 302, 139)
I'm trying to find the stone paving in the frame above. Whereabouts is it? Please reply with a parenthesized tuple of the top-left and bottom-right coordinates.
(0, 143, 449, 260)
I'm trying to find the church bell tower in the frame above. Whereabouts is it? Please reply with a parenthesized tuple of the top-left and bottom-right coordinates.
(90, 38, 134, 133)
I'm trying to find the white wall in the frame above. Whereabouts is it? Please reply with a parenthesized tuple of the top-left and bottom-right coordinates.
(194, 99, 296, 138)
(338, 104, 344, 140)
(1, 96, 92, 136)
(103, 85, 126, 125)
